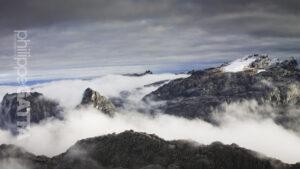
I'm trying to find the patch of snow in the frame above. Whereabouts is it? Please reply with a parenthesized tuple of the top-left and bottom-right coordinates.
(223, 57, 257, 72)
(257, 69, 266, 73)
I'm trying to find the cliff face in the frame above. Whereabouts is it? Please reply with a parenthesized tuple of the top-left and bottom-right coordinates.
(0, 92, 62, 133)
(144, 55, 300, 125)
(1, 131, 299, 169)
(79, 88, 116, 116)
(0, 88, 116, 134)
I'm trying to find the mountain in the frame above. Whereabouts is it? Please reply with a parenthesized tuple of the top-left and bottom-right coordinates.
(1, 55, 300, 168)
(0, 88, 116, 133)
(123, 70, 153, 77)
(0, 92, 62, 134)
(143, 55, 300, 127)
(1, 130, 299, 169)
(0, 144, 49, 169)
(79, 88, 116, 116)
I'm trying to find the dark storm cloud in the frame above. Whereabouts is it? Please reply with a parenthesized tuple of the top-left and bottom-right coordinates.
(0, 0, 300, 37)
(0, 0, 178, 30)
(0, 0, 300, 83)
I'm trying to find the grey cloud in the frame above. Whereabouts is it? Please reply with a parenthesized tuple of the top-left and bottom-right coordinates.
(0, 0, 300, 82)
(1, 20, 299, 82)
(0, 0, 178, 30)
(1, 0, 300, 37)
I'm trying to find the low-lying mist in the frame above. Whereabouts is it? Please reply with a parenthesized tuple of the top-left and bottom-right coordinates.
(0, 73, 300, 164)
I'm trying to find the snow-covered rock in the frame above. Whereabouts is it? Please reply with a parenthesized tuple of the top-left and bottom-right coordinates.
(222, 54, 298, 73)
(222, 54, 270, 72)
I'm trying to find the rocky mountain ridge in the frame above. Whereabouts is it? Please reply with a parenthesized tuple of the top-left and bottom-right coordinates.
(123, 70, 153, 77)
(0, 87, 116, 133)
(1, 55, 300, 168)
(0, 92, 62, 134)
(144, 55, 300, 128)
(0, 130, 299, 169)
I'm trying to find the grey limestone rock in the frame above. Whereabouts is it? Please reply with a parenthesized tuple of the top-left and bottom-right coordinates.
(80, 88, 116, 116)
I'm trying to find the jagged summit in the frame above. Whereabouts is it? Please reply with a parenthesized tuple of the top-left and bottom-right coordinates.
(0, 130, 298, 169)
(79, 88, 116, 116)
(270, 57, 298, 71)
(144, 55, 300, 131)
(0, 92, 62, 134)
(123, 70, 153, 77)
(221, 54, 298, 72)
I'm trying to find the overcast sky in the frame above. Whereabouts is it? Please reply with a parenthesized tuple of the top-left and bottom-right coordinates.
(0, 0, 300, 83)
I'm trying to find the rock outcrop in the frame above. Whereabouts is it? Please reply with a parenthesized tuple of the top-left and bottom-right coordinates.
(270, 57, 299, 71)
(144, 80, 169, 87)
(79, 88, 116, 116)
(144, 55, 300, 124)
(123, 70, 153, 77)
(0, 92, 62, 133)
(1, 131, 299, 169)
(220, 54, 298, 72)
(249, 54, 270, 69)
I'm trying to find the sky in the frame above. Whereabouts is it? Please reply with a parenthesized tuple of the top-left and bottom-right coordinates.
(0, 0, 300, 83)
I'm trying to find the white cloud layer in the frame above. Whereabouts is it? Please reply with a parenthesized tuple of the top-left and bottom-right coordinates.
(0, 73, 300, 164)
